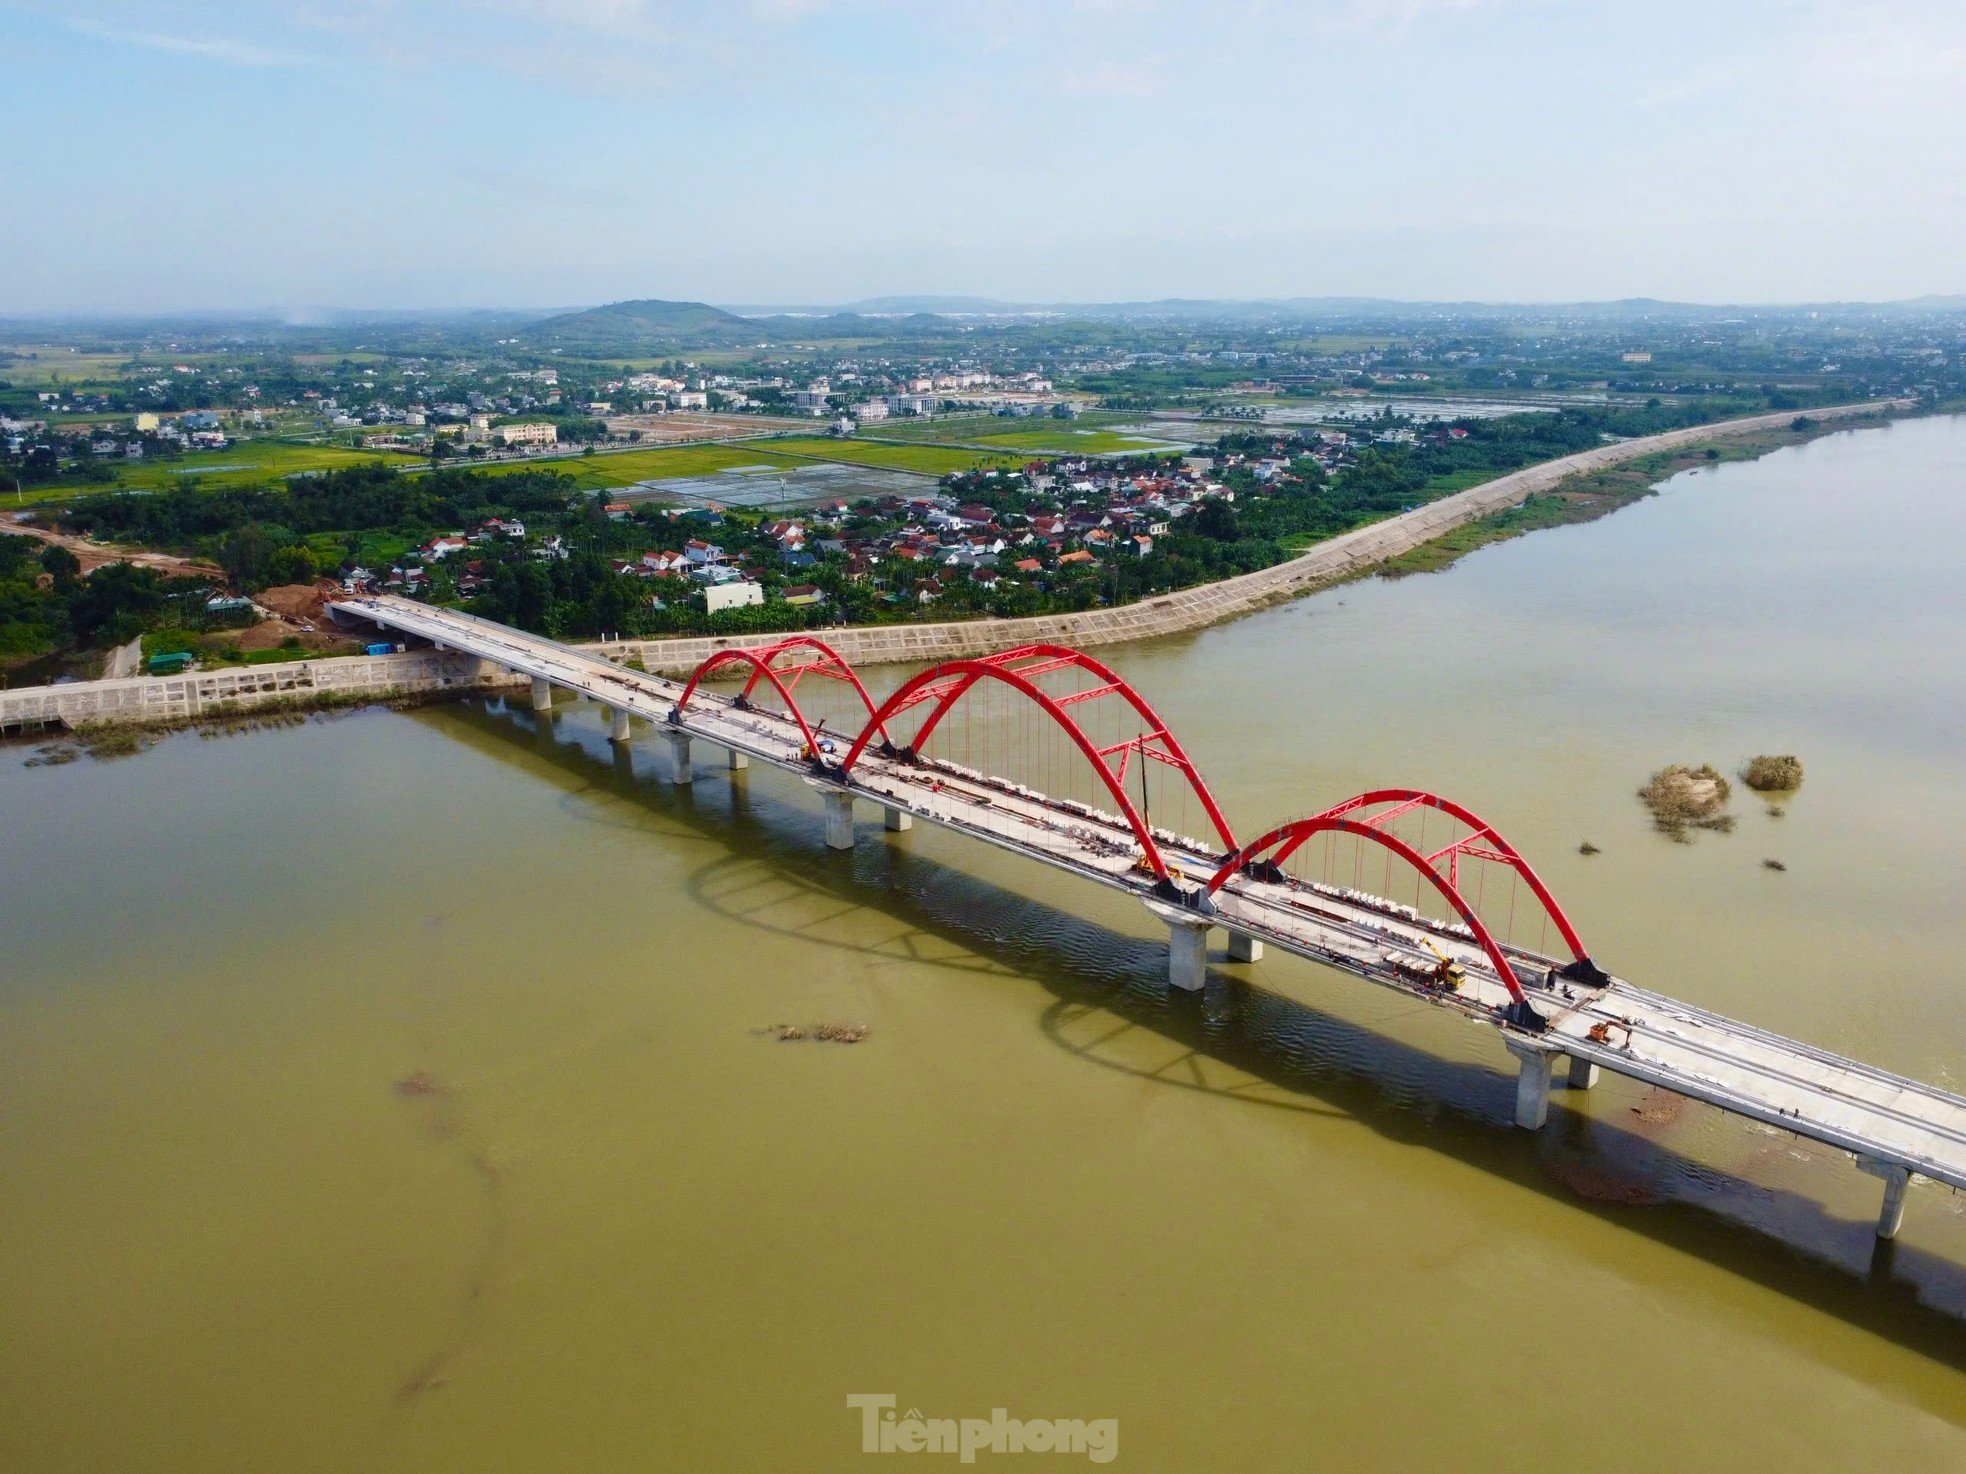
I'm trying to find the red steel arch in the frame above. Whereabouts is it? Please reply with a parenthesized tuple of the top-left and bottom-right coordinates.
(839, 645, 1238, 881)
(1299, 789, 1588, 960)
(673, 636, 888, 757)
(1205, 789, 1597, 1007)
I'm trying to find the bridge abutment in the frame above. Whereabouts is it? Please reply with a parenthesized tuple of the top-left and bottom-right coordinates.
(663, 729, 693, 784)
(1506, 1042, 1554, 1130)
(1858, 1156, 1913, 1239)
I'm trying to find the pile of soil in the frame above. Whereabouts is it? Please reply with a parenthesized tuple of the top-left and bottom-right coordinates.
(227, 581, 361, 655)
(1639, 763, 1736, 841)
(256, 581, 333, 622)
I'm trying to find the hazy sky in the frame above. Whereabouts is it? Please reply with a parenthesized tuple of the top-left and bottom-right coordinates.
(4, 0, 1963, 312)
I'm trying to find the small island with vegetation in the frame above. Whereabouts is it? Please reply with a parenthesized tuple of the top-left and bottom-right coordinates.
(1639, 763, 1737, 841)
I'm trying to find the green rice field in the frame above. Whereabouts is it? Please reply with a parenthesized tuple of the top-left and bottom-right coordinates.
(79, 440, 415, 492)
(468, 443, 806, 491)
(962, 426, 1180, 455)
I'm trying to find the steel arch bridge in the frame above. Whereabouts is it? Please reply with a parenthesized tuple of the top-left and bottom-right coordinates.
(673, 639, 1589, 972)
(333, 592, 1966, 1246)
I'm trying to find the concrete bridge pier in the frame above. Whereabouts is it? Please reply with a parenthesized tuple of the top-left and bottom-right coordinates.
(883, 806, 912, 832)
(726, 747, 749, 771)
(530, 676, 553, 712)
(1166, 917, 1210, 991)
(1566, 1055, 1600, 1091)
(1506, 1041, 1555, 1130)
(1142, 900, 1213, 992)
(1226, 931, 1264, 963)
(1858, 1156, 1913, 1239)
(607, 707, 631, 743)
(663, 729, 693, 784)
(824, 791, 856, 850)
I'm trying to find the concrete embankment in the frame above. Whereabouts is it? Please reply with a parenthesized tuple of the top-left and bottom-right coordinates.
(0, 649, 521, 734)
(0, 399, 1904, 732)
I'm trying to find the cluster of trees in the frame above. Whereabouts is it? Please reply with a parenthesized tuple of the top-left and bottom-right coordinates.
(61, 464, 583, 592)
(0, 536, 208, 666)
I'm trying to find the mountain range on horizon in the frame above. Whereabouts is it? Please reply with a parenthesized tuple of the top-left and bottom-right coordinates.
(6, 293, 1963, 345)
(497, 292, 1966, 352)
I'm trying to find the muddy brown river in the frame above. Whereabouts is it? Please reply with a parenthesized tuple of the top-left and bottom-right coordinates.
(3, 414, 1964, 1470)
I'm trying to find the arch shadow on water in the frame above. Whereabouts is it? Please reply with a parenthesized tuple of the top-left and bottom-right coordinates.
(418, 696, 1966, 1418)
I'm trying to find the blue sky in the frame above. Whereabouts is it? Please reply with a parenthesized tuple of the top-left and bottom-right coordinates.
(3, 0, 1963, 312)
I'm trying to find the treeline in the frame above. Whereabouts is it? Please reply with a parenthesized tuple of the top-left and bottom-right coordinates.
(64, 463, 578, 546)
(60, 464, 584, 591)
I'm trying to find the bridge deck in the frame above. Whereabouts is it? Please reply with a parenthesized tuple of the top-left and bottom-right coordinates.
(333, 596, 1966, 1210)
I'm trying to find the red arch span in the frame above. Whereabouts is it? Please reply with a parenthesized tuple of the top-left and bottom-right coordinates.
(673, 636, 888, 758)
(1204, 789, 1598, 1007)
(839, 645, 1238, 882)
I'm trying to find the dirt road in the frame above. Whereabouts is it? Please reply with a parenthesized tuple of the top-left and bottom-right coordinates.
(0, 519, 221, 578)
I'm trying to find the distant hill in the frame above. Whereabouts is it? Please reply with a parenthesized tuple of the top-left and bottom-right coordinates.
(523, 298, 757, 348)
(521, 297, 969, 350)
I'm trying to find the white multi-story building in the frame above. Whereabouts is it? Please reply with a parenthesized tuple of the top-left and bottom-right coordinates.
(703, 580, 764, 614)
(496, 421, 559, 448)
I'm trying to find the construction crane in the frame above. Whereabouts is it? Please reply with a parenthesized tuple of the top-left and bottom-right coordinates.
(1420, 937, 1466, 992)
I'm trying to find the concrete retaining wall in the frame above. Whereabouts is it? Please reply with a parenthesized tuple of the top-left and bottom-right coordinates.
(0, 650, 521, 733)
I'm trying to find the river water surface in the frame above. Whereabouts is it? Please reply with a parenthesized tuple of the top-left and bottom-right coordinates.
(4, 414, 1965, 1471)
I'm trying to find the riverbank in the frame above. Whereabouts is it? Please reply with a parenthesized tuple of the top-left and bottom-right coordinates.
(1, 399, 1908, 732)
(1373, 412, 1864, 578)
